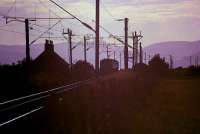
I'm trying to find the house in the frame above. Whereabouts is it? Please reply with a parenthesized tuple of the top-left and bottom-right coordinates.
(30, 40, 71, 89)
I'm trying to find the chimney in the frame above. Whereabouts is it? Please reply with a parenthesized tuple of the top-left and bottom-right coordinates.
(45, 39, 54, 52)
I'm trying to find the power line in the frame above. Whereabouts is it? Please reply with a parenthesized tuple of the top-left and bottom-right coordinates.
(37, 0, 81, 38)
(0, 1, 16, 17)
(0, 23, 15, 28)
(38, 0, 127, 48)
(31, 23, 63, 33)
(48, 0, 95, 32)
(100, 1, 116, 20)
(30, 20, 61, 45)
(5, 0, 17, 16)
(0, 28, 23, 35)
(58, 0, 94, 21)
(0, 28, 37, 36)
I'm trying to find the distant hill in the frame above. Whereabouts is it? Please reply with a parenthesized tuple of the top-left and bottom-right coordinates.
(144, 40, 200, 67)
(0, 40, 200, 68)
(0, 42, 122, 65)
(0, 43, 78, 65)
(0, 45, 43, 64)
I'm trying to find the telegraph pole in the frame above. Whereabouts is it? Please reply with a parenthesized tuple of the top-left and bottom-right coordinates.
(169, 55, 173, 69)
(144, 52, 147, 64)
(148, 55, 151, 64)
(25, 19, 30, 62)
(139, 42, 143, 64)
(132, 32, 135, 67)
(132, 31, 143, 66)
(4, 17, 32, 62)
(119, 52, 122, 70)
(124, 18, 129, 70)
(190, 56, 192, 66)
(106, 45, 110, 59)
(95, 0, 100, 73)
(84, 36, 87, 62)
(107, 45, 109, 59)
(68, 29, 72, 68)
(114, 51, 116, 60)
(135, 32, 138, 64)
(195, 56, 198, 67)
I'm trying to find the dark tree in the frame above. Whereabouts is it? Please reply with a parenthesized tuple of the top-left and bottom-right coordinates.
(72, 60, 95, 80)
(0, 59, 34, 101)
(148, 54, 169, 76)
(134, 63, 148, 72)
(186, 65, 200, 76)
(100, 59, 119, 75)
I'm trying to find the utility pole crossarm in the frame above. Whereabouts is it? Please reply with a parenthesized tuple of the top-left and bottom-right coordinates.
(3, 16, 74, 20)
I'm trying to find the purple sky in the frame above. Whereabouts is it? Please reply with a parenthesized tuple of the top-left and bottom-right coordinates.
(0, 0, 200, 46)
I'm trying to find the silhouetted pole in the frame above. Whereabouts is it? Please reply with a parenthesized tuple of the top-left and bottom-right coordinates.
(132, 31, 143, 66)
(84, 36, 87, 62)
(25, 19, 30, 62)
(114, 51, 116, 60)
(148, 55, 151, 64)
(170, 55, 173, 69)
(95, 0, 100, 73)
(135, 31, 138, 64)
(195, 57, 197, 67)
(139, 42, 143, 64)
(195, 56, 198, 67)
(190, 56, 192, 66)
(68, 29, 72, 68)
(124, 18, 129, 70)
(106, 45, 109, 59)
(144, 52, 147, 64)
(163, 57, 166, 62)
(119, 52, 122, 70)
(132, 32, 135, 67)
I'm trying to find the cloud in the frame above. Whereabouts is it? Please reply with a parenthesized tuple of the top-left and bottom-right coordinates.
(0, 0, 199, 45)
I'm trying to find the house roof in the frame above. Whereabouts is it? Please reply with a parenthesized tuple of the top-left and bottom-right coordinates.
(33, 40, 69, 73)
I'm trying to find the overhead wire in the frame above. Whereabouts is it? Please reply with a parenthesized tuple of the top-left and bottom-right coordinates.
(0, 28, 24, 35)
(58, 0, 95, 23)
(0, 28, 38, 36)
(0, 23, 15, 28)
(100, 1, 116, 20)
(37, 0, 74, 41)
(48, 0, 95, 32)
(48, 0, 128, 49)
(5, 0, 17, 16)
(30, 20, 62, 45)
(31, 23, 63, 33)
(38, 0, 72, 29)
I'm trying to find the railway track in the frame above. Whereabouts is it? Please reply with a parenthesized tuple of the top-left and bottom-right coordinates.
(0, 79, 92, 128)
